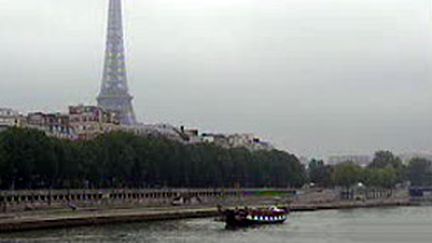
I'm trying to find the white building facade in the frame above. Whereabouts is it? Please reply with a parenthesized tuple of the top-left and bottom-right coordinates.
(0, 108, 23, 132)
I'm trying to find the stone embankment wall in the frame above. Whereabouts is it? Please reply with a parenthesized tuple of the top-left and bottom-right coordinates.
(0, 188, 296, 212)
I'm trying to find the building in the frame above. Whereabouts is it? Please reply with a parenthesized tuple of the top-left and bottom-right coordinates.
(26, 112, 47, 129)
(180, 126, 202, 143)
(327, 155, 372, 167)
(17, 105, 121, 140)
(227, 133, 255, 148)
(201, 133, 273, 151)
(26, 112, 76, 139)
(0, 108, 24, 132)
(226, 133, 273, 151)
(201, 133, 228, 147)
(69, 105, 120, 140)
(97, 0, 137, 125)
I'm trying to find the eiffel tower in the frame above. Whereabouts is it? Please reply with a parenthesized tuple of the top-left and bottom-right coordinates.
(97, 0, 137, 125)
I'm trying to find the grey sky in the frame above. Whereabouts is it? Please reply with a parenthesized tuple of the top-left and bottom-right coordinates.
(0, 0, 431, 157)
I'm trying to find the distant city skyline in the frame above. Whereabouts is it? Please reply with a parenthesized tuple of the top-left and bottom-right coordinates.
(0, 0, 431, 157)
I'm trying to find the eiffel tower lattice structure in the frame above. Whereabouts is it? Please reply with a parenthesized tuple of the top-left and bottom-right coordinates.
(97, 0, 137, 125)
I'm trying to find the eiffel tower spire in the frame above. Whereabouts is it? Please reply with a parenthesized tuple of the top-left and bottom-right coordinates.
(97, 0, 137, 125)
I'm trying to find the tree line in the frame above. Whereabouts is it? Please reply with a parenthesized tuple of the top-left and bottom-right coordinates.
(1, 128, 430, 191)
(0, 128, 306, 190)
(308, 151, 432, 189)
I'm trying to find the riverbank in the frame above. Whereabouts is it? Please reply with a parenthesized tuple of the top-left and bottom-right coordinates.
(0, 197, 411, 233)
(4, 205, 429, 243)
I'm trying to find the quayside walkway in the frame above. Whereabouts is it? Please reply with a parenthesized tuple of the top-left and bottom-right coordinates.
(0, 188, 410, 233)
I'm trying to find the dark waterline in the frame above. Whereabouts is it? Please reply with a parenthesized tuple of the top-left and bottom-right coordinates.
(2, 206, 432, 243)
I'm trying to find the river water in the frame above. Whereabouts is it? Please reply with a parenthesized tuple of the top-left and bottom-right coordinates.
(2, 206, 432, 243)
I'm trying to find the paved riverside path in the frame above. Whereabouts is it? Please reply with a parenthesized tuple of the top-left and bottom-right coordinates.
(0, 196, 411, 233)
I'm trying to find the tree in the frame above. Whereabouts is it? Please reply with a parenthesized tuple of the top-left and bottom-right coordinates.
(368, 150, 404, 183)
(369, 151, 403, 169)
(0, 131, 7, 188)
(0, 128, 307, 189)
(379, 167, 397, 189)
(407, 158, 432, 186)
(332, 162, 362, 189)
(308, 159, 332, 187)
(362, 168, 397, 189)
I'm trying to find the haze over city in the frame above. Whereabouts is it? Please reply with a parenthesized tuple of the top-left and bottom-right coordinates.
(0, 0, 431, 157)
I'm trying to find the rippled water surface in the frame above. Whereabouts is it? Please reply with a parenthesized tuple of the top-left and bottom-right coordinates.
(3, 206, 432, 243)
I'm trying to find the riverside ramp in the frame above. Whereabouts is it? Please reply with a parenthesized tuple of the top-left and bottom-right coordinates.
(0, 206, 220, 233)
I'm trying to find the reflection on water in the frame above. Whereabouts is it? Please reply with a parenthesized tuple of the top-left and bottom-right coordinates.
(2, 207, 432, 243)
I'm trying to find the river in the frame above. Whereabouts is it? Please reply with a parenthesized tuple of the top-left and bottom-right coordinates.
(2, 206, 432, 243)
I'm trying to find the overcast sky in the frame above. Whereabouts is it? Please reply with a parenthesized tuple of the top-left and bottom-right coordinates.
(0, 0, 431, 157)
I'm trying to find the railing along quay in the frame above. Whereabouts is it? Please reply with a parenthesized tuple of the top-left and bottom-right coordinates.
(0, 188, 296, 212)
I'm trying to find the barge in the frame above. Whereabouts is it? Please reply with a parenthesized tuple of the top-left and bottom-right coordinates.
(221, 206, 289, 228)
